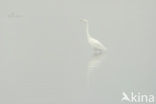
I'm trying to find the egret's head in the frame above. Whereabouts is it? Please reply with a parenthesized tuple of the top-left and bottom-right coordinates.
(80, 19, 88, 23)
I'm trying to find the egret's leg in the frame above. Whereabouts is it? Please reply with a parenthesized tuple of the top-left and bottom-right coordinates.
(93, 48, 103, 55)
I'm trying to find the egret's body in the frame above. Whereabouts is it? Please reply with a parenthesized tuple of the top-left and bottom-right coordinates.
(81, 19, 107, 52)
(88, 36, 107, 51)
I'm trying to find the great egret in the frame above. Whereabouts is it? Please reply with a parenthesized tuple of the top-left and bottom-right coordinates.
(80, 19, 107, 52)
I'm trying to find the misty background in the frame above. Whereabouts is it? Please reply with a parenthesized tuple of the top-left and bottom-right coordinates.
(0, 0, 156, 104)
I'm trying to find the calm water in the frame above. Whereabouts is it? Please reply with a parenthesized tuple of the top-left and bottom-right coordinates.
(0, 0, 156, 104)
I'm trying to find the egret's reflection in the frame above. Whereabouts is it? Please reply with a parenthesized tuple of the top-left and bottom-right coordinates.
(87, 52, 107, 87)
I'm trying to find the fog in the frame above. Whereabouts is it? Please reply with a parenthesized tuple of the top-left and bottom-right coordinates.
(0, 0, 156, 104)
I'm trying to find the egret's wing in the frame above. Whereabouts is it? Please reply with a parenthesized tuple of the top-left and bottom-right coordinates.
(89, 38, 107, 50)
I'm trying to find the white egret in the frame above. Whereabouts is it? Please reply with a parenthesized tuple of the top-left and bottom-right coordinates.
(80, 19, 107, 53)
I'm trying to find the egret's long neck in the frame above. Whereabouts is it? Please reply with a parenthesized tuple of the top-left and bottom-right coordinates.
(86, 22, 89, 34)
(86, 22, 90, 39)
